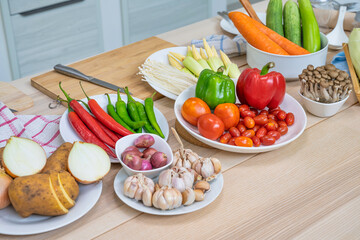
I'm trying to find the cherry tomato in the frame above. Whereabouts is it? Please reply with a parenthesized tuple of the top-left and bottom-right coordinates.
(244, 116, 255, 129)
(234, 136, 253, 147)
(256, 127, 267, 138)
(261, 135, 276, 145)
(197, 113, 225, 140)
(259, 110, 268, 115)
(267, 114, 276, 121)
(267, 130, 281, 140)
(219, 132, 232, 144)
(277, 110, 286, 121)
(229, 127, 241, 137)
(214, 103, 240, 130)
(242, 129, 255, 138)
(238, 104, 250, 113)
(228, 138, 236, 145)
(285, 112, 295, 126)
(268, 119, 279, 129)
(254, 115, 268, 125)
(241, 110, 256, 118)
(252, 136, 261, 147)
(278, 126, 288, 135)
(236, 123, 246, 133)
(270, 110, 280, 116)
(269, 107, 281, 114)
(253, 125, 260, 133)
(265, 122, 277, 131)
(181, 97, 211, 126)
(277, 121, 287, 128)
(250, 107, 258, 116)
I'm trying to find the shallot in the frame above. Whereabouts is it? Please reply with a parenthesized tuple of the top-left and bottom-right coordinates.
(142, 148, 157, 158)
(141, 160, 153, 171)
(134, 134, 155, 148)
(123, 153, 142, 170)
(150, 152, 168, 168)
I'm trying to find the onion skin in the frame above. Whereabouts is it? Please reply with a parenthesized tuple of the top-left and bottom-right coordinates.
(142, 148, 157, 159)
(123, 153, 142, 170)
(140, 160, 153, 171)
(0, 169, 12, 209)
(150, 152, 168, 169)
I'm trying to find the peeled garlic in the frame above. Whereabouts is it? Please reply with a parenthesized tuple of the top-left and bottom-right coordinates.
(192, 157, 221, 181)
(182, 187, 195, 206)
(158, 166, 195, 192)
(172, 149, 199, 169)
(124, 174, 155, 206)
(152, 186, 182, 210)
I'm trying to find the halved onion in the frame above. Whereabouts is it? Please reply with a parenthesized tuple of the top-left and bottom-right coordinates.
(2, 137, 46, 178)
(68, 141, 111, 184)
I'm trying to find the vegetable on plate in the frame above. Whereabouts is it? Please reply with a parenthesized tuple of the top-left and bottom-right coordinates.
(42, 142, 73, 173)
(181, 97, 211, 126)
(197, 113, 225, 141)
(214, 103, 240, 130)
(236, 62, 286, 110)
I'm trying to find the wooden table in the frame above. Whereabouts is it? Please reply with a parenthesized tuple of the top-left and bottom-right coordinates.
(3, 1, 360, 239)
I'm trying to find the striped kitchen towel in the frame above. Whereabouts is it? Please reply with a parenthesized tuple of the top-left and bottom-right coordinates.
(191, 35, 247, 56)
(0, 102, 64, 156)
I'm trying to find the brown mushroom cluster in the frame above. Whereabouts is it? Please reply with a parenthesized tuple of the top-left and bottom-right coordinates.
(299, 64, 352, 103)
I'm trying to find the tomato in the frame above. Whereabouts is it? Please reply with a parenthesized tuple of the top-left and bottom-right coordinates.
(236, 123, 246, 133)
(277, 110, 286, 121)
(181, 97, 211, 126)
(259, 110, 268, 115)
(277, 121, 287, 128)
(243, 116, 255, 129)
(267, 131, 281, 140)
(238, 104, 250, 113)
(214, 103, 240, 130)
(249, 107, 258, 116)
(285, 112, 295, 126)
(242, 129, 255, 138)
(197, 113, 225, 140)
(261, 135, 276, 145)
(234, 136, 253, 147)
(219, 132, 232, 144)
(270, 110, 280, 116)
(228, 138, 236, 145)
(241, 110, 256, 118)
(252, 136, 261, 147)
(278, 126, 288, 135)
(229, 127, 241, 137)
(256, 127, 267, 138)
(253, 125, 260, 133)
(269, 107, 281, 114)
(265, 122, 277, 131)
(254, 115, 268, 125)
(267, 114, 276, 121)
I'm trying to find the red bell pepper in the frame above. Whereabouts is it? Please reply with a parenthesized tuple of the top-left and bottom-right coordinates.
(236, 62, 286, 110)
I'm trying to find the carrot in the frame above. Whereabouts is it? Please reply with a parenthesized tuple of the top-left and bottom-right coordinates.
(229, 12, 289, 55)
(242, 12, 310, 55)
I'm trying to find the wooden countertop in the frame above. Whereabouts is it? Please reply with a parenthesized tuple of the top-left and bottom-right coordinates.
(4, 1, 360, 239)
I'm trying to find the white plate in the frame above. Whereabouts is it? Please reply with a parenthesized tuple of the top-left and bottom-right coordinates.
(220, 12, 266, 35)
(0, 182, 102, 235)
(144, 46, 190, 100)
(174, 85, 307, 153)
(60, 94, 169, 163)
(114, 168, 223, 215)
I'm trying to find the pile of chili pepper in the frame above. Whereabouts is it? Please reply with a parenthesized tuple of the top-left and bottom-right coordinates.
(59, 82, 165, 158)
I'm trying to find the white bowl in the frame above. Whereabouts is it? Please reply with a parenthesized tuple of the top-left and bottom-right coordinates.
(298, 91, 349, 117)
(115, 133, 173, 179)
(246, 33, 329, 80)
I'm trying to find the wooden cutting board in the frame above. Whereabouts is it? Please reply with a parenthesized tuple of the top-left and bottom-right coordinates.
(0, 82, 33, 112)
(31, 37, 176, 102)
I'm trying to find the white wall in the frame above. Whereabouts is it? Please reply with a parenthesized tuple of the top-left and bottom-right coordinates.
(0, 10, 12, 82)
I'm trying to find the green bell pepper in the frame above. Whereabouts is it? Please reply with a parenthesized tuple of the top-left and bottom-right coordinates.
(195, 69, 236, 109)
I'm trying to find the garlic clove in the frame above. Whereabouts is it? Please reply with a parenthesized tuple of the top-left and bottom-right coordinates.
(134, 184, 144, 201)
(211, 157, 221, 174)
(194, 189, 205, 202)
(194, 181, 210, 192)
(200, 158, 215, 179)
(142, 187, 153, 207)
(182, 187, 195, 206)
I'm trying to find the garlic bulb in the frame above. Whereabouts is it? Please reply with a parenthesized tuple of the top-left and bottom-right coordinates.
(158, 166, 195, 192)
(152, 185, 182, 210)
(123, 174, 155, 207)
(172, 148, 199, 169)
(192, 157, 221, 181)
(182, 187, 195, 206)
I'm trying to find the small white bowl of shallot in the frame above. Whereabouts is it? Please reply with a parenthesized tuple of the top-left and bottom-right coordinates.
(115, 133, 173, 179)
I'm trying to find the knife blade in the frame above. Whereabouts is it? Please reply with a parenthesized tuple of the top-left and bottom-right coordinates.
(54, 64, 130, 94)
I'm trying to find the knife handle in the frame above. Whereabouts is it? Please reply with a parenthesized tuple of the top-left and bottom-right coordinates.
(54, 64, 92, 81)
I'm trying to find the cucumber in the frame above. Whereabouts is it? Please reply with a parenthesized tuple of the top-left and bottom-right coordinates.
(298, 0, 321, 52)
(283, 0, 302, 46)
(266, 0, 284, 36)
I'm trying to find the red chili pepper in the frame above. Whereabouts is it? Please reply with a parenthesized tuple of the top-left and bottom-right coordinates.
(68, 109, 116, 158)
(236, 62, 286, 110)
(59, 82, 116, 148)
(79, 82, 133, 136)
(93, 116, 120, 142)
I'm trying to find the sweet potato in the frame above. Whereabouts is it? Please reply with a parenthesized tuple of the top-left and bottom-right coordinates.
(49, 171, 75, 209)
(42, 142, 73, 173)
(8, 173, 68, 217)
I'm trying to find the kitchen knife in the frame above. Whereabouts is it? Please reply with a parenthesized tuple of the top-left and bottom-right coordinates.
(54, 64, 129, 94)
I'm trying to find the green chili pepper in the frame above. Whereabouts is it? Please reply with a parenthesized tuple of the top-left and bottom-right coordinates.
(115, 89, 145, 130)
(145, 92, 165, 138)
(106, 94, 135, 133)
(124, 87, 143, 133)
(136, 101, 159, 135)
